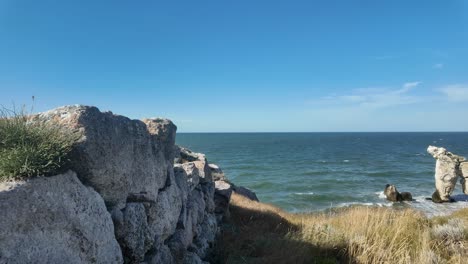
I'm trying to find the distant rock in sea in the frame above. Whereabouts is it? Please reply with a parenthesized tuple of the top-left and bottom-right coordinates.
(383, 184, 412, 202)
(427, 145, 467, 203)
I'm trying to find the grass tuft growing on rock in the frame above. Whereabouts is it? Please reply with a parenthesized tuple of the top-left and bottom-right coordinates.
(213, 192, 468, 264)
(0, 107, 79, 180)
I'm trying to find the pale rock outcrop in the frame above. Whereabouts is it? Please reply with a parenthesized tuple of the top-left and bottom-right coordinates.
(34, 105, 176, 210)
(214, 180, 233, 220)
(167, 146, 218, 263)
(460, 162, 468, 194)
(427, 146, 466, 202)
(209, 164, 226, 181)
(0, 171, 123, 264)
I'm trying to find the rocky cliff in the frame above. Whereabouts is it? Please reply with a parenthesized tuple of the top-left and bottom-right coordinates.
(0, 106, 252, 264)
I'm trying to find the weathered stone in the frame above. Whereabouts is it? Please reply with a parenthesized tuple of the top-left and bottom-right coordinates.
(460, 162, 468, 194)
(175, 146, 212, 183)
(233, 186, 259, 202)
(176, 163, 201, 191)
(201, 182, 216, 213)
(143, 118, 177, 162)
(214, 180, 233, 200)
(145, 243, 175, 264)
(35, 105, 177, 209)
(17, 106, 224, 263)
(0, 171, 123, 264)
(427, 146, 466, 202)
(209, 164, 226, 181)
(214, 180, 232, 218)
(146, 166, 184, 241)
(176, 146, 202, 163)
(192, 213, 217, 259)
(383, 184, 412, 202)
(113, 203, 153, 263)
(183, 252, 208, 264)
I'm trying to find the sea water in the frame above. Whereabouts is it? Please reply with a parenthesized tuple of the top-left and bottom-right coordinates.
(176, 132, 468, 216)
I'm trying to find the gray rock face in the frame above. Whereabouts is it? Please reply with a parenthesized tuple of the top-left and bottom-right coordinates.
(0, 171, 123, 264)
(170, 146, 219, 263)
(214, 180, 232, 219)
(36, 105, 177, 210)
(460, 162, 468, 194)
(209, 164, 226, 181)
(35, 106, 189, 262)
(233, 186, 259, 202)
(427, 146, 466, 202)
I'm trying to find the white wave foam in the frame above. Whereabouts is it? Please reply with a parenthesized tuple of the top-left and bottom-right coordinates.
(343, 160, 350, 163)
(337, 202, 392, 208)
(375, 191, 387, 199)
(294, 192, 314, 196)
(411, 195, 468, 217)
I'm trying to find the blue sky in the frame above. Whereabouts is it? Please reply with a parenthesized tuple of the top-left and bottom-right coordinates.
(1, 0, 467, 132)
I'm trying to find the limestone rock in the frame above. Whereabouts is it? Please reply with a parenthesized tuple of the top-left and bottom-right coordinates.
(146, 167, 184, 242)
(427, 146, 466, 202)
(176, 146, 202, 163)
(145, 244, 175, 264)
(35, 105, 176, 210)
(175, 146, 212, 183)
(183, 252, 208, 264)
(0, 171, 123, 264)
(209, 164, 226, 181)
(214, 180, 232, 219)
(176, 163, 201, 191)
(460, 162, 468, 194)
(113, 203, 153, 263)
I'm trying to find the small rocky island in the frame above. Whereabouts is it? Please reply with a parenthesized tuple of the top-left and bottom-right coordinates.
(0, 105, 253, 264)
(427, 145, 468, 203)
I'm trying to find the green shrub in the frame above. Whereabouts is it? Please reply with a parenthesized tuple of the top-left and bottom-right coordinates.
(0, 107, 79, 180)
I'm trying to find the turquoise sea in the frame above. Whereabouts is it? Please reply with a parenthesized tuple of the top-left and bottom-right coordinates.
(176, 132, 468, 216)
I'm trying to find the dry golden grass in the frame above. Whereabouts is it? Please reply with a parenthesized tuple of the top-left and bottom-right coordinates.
(211, 192, 468, 264)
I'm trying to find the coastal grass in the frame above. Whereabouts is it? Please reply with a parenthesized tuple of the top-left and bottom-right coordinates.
(213, 192, 468, 264)
(0, 107, 79, 180)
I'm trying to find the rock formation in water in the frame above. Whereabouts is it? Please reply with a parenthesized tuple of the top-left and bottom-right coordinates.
(427, 146, 467, 203)
(0, 105, 257, 264)
(384, 184, 412, 202)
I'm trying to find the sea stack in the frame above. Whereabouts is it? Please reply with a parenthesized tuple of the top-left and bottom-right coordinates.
(427, 146, 466, 203)
(384, 184, 412, 202)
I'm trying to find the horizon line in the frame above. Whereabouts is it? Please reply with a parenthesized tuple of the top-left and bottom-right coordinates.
(176, 131, 468, 134)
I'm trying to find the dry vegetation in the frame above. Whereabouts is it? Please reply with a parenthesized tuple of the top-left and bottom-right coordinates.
(211, 193, 468, 264)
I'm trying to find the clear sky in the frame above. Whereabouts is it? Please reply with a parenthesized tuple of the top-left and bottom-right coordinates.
(1, 0, 467, 132)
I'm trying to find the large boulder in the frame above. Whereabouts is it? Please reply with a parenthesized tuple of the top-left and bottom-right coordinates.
(35, 105, 177, 210)
(0, 171, 123, 264)
(383, 184, 412, 202)
(427, 146, 466, 202)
